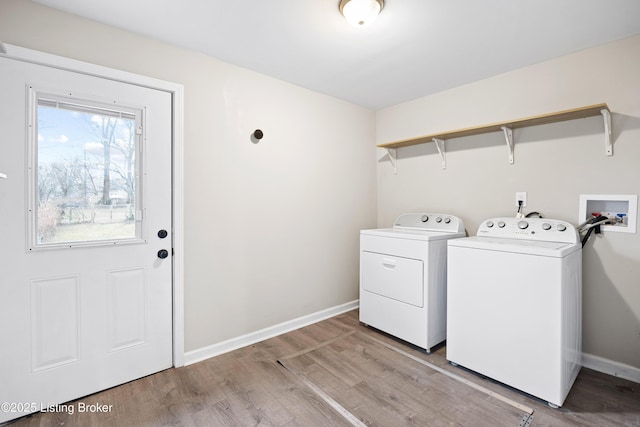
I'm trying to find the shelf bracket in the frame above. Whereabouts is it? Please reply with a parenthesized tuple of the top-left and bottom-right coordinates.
(601, 109, 612, 156)
(386, 148, 397, 174)
(433, 138, 446, 169)
(501, 126, 514, 164)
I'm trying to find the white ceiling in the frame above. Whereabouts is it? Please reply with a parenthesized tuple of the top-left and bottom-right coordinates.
(33, 0, 640, 110)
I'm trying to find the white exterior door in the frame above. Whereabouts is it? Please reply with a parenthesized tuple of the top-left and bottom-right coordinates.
(0, 55, 173, 423)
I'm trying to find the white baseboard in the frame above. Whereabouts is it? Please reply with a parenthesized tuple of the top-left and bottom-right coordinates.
(184, 300, 359, 366)
(582, 352, 640, 384)
(184, 304, 640, 386)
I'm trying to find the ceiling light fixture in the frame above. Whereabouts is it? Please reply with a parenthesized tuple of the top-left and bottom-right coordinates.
(339, 0, 384, 28)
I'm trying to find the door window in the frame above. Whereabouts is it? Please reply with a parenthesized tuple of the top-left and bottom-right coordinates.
(29, 90, 144, 249)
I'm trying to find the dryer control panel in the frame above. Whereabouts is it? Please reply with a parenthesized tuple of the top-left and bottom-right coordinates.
(393, 213, 465, 234)
(477, 217, 578, 243)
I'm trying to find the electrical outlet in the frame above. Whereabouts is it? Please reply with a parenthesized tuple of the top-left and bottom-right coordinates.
(515, 192, 527, 208)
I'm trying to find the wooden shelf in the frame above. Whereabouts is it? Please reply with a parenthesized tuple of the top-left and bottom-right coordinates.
(378, 103, 610, 149)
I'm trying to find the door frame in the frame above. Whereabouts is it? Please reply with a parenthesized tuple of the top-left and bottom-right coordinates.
(0, 42, 185, 367)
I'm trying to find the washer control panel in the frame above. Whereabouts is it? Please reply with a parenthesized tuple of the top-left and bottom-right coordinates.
(478, 217, 578, 243)
(394, 213, 465, 234)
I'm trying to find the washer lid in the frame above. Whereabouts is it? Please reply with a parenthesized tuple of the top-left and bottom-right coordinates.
(448, 236, 581, 257)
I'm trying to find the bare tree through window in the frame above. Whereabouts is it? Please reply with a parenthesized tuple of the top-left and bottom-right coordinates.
(34, 95, 142, 246)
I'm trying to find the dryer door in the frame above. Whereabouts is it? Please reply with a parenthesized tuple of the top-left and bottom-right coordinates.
(361, 251, 424, 307)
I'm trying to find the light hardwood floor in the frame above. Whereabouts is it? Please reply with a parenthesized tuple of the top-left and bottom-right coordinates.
(8, 309, 640, 426)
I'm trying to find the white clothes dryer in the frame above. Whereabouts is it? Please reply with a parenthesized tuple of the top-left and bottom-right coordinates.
(360, 213, 465, 352)
(446, 217, 582, 408)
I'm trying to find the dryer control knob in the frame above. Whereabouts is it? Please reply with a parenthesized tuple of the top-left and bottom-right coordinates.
(517, 221, 529, 229)
(498, 221, 506, 228)
(542, 223, 552, 230)
(421, 215, 429, 222)
(557, 224, 567, 232)
(444, 217, 451, 224)
(486, 221, 494, 228)
(435, 217, 442, 223)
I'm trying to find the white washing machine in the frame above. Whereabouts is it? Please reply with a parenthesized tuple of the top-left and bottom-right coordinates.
(446, 217, 582, 408)
(360, 213, 465, 352)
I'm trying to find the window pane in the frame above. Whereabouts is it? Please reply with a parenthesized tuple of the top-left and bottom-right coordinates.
(36, 97, 140, 246)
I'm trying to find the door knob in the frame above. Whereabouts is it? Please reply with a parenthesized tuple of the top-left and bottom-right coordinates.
(157, 249, 169, 259)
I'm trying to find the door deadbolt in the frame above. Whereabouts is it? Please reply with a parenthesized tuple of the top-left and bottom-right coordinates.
(157, 229, 168, 239)
(157, 249, 169, 259)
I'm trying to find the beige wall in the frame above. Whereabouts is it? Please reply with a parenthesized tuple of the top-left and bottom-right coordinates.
(376, 35, 640, 371)
(0, 0, 377, 352)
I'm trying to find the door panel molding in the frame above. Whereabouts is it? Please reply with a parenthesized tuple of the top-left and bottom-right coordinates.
(107, 267, 148, 352)
(30, 275, 80, 371)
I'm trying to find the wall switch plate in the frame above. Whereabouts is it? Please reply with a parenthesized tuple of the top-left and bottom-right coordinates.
(516, 192, 527, 208)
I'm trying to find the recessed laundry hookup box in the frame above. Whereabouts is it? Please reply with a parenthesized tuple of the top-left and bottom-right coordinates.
(579, 194, 638, 233)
